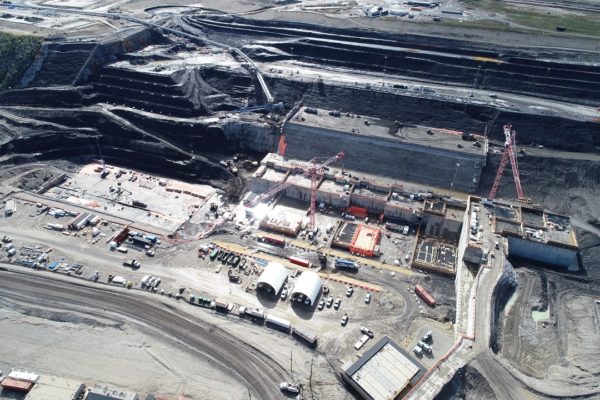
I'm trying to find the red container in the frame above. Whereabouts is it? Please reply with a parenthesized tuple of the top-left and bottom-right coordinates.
(415, 284, 436, 307)
(289, 256, 311, 268)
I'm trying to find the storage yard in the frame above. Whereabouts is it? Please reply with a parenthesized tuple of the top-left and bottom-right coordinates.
(1, 0, 600, 399)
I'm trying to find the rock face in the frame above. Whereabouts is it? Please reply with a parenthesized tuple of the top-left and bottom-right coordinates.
(0, 28, 262, 191)
(435, 364, 497, 400)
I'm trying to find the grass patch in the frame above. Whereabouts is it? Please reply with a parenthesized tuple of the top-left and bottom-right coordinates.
(441, 18, 512, 31)
(0, 32, 42, 91)
(507, 11, 600, 37)
(460, 0, 600, 37)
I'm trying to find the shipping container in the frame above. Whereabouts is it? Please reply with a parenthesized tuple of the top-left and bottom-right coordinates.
(289, 256, 311, 269)
(262, 235, 285, 247)
(7, 371, 39, 383)
(1, 378, 34, 392)
(334, 258, 359, 271)
(415, 284, 436, 307)
(265, 314, 292, 333)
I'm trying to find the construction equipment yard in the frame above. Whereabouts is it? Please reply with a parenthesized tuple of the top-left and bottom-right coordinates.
(1, 0, 600, 399)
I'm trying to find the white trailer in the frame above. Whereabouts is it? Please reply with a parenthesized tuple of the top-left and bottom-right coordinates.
(291, 327, 318, 347)
(4, 200, 16, 216)
(265, 314, 291, 333)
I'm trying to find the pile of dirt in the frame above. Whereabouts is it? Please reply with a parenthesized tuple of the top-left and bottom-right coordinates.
(435, 364, 497, 400)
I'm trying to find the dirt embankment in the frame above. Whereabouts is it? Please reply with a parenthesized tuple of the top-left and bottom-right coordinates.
(0, 106, 232, 189)
(435, 364, 497, 400)
(489, 261, 518, 354)
(479, 152, 600, 220)
(190, 15, 600, 105)
(268, 76, 600, 152)
(498, 266, 600, 397)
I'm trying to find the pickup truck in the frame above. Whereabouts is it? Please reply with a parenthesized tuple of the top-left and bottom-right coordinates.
(123, 259, 141, 269)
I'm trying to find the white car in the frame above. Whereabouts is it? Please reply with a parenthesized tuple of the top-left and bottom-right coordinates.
(346, 286, 354, 297)
(364, 292, 371, 304)
(280, 288, 288, 300)
(334, 297, 341, 310)
(341, 313, 349, 326)
(317, 299, 325, 310)
(360, 326, 374, 338)
(326, 296, 334, 307)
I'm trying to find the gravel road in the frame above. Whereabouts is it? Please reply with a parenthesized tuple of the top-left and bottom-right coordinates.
(0, 268, 289, 400)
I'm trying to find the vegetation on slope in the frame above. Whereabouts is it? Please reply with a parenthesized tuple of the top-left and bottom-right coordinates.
(0, 32, 42, 91)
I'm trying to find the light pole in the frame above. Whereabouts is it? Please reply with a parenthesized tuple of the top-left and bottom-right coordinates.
(450, 162, 461, 197)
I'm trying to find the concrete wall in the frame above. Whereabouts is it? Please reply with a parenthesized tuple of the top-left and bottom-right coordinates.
(283, 123, 484, 192)
(222, 120, 276, 152)
(507, 237, 578, 269)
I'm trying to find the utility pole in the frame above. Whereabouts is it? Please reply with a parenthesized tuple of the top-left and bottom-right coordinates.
(290, 349, 294, 381)
(309, 356, 314, 399)
(383, 55, 388, 87)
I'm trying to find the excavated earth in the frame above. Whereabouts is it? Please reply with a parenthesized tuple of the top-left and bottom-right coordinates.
(1, 15, 600, 399)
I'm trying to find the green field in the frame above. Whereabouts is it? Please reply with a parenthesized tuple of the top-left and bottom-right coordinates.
(507, 10, 600, 37)
(462, 0, 600, 37)
(0, 32, 43, 91)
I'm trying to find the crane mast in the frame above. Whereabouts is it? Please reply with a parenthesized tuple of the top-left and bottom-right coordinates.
(247, 152, 345, 230)
(488, 124, 525, 201)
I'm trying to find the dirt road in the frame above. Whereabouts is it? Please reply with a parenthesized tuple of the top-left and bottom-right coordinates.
(0, 268, 289, 400)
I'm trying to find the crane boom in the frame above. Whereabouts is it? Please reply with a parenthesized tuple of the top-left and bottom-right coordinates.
(488, 124, 525, 201)
(247, 152, 345, 217)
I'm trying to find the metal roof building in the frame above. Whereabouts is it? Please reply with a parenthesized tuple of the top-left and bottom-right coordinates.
(84, 385, 138, 400)
(256, 262, 288, 294)
(291, 271, 322, 306)
(25, 375, 85, 400)
(342, 336, 424, 400)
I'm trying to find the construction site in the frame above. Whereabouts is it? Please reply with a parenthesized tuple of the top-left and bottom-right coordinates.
(1, 0, 600, 399)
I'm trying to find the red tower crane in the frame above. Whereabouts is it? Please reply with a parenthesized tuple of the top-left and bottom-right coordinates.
(488, 124, 525, 201)
(248, 152, 345, 230)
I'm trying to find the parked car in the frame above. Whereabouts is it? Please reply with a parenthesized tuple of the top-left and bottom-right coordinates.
(280, 288, 288, 300)
(364, 292, 371, 304)
(334, 297, 341, 310)
(317, 299, 325, 310)
(360, 326, 374, 338)
(341, 313, 349, 326)
(413, 346, 423, 357)
(346, 286, 354, 297)
(422, 330, 433, 342)
(326, 296, 334, 307)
